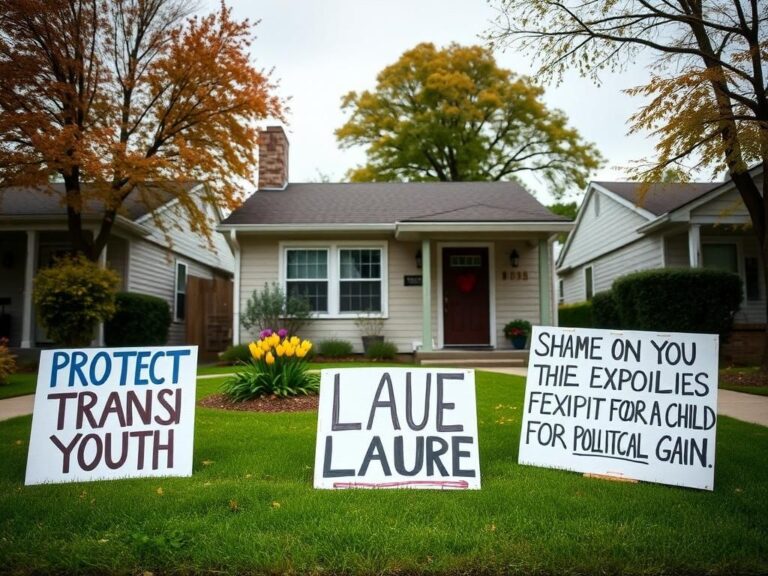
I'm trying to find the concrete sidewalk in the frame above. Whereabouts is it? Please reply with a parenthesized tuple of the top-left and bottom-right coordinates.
(1, 368, 767, 427)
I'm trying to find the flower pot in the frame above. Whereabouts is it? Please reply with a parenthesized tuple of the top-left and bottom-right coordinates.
(511, 335, 527, 350)
(361, 335, 384, 353)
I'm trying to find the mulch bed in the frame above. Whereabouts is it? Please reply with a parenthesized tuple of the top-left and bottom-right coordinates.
(199, 393, 318, 413)
(719, 369, 768, 388)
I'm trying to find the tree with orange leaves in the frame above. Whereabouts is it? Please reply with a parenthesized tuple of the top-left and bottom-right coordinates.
(0, 0, 281, 259)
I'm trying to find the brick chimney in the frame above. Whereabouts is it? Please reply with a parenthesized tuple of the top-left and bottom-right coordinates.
(258, 125, 289, 190)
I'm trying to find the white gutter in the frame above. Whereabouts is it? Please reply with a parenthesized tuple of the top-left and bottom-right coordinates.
(395, 221, 573, 237)
(217, 223, 396, 233)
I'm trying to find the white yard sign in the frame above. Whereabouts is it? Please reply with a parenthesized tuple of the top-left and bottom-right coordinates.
(519, 327, 718, 490)
(26, 346, 198, 485)
(314, 368, 481, 489)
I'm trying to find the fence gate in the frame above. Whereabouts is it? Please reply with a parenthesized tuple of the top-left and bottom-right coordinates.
(185, 276, 233, 360)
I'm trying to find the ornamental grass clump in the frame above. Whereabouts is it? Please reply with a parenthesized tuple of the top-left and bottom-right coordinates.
(222, 330, 317, 401)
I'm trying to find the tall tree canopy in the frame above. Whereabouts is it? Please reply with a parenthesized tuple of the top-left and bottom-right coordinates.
(0, 0, 282, 259)
(487, 0, 767, 366)
(335, 42, 602, 194)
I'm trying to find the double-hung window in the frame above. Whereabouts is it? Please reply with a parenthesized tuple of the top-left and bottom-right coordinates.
(339, 249, 382, 313)
(282, 244, 386, 317)
(285, 249, 329, 313)
(174, 261, 187, 322)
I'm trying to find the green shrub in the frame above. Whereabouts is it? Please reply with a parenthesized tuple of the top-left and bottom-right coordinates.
(612, 268, 742, 336)
(503, 319, 532, 339)
(0, 338, 16, 385)
(365, 340, 398, 360)
(33, 255, 119, 347)
(219, 344, 251, 364)
(105, 292, 171, 347)
(318, 339, 354, 358)
(221, 334, 318, 400)
(558, 301, 593, 328)
(591, 291, 621, 329)
(241, 282, 313, 337)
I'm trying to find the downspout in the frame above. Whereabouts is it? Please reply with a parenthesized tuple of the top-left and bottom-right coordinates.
(230, 229, 241, 345)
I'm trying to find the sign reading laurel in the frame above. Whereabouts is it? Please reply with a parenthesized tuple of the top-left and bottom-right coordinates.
(314, 367, 481, 489)
(519, 327, 718, 490)
(26, 347, 197, 485)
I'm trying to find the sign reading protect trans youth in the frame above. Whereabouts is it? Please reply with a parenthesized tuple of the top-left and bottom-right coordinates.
(519, 327, 718, 490)
(25, 347, 197, 485)
(314, 368, 480, 489)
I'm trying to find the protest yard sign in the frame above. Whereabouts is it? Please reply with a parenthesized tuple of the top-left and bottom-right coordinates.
(25, 346, 197, 486)
(314, 367, 480, 489)
(519, 326, 718, 490)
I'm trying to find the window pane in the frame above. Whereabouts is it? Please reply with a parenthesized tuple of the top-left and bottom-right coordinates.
(745, 256, 760, 301)
(585, 267, 593, 300)
(340, 249, 380, 279)
(287, 249, 327, 279)
(176, 263, 186, 293)
(176, 293, 186, 321)
(340, 281, 381, 313)
(702, 244, 738, 273)
(287, 281, 328, 313)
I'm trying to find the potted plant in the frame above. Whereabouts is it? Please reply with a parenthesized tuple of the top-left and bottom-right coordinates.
(504, 319, 532, 350)
(355, 311, 384, 353)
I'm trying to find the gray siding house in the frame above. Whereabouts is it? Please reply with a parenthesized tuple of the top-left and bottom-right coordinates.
(557, 167, 765, 325)
(0, 183, 234, 348)
(220, 127, 572, 354)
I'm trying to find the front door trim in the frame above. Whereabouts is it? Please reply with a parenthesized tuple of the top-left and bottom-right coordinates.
(437, 242, 496, 349)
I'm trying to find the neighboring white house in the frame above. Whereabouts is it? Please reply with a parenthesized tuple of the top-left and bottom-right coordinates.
(0, 182, 234, 349)
(219, 126, 572, 354)
(557, 166, 766, 325)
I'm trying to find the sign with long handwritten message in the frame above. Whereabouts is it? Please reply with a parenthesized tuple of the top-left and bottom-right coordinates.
(26, 347, 197, 485)
(314, 368, 480, 489)
(519, 327, 718, 490)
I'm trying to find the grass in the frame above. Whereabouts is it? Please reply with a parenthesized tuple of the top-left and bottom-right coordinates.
(0, 372, 36, 399)
(1, 371, 767, 575)
(720, 366, 768, 396)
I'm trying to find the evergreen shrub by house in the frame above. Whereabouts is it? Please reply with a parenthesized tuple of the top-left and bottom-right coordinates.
(318, 339, 354, 358)
(612, 268, 742, 336)
(558, 301, 593, 328)
(105, 292, 171, 346)
(219, 344, 251, 364)
(365, 340, 398, 360)
(33, 255, 119, 346)
(591, 291, 621, 329)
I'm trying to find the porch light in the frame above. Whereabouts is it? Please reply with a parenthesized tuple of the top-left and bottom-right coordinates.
(509, 249, 520, 268)
(415, 249, 422, 269)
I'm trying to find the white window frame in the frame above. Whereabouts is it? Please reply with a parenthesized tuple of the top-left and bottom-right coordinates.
(284, 247, 331, 314)
(279, 241, 389, 319)
(174, 260, 187, 323)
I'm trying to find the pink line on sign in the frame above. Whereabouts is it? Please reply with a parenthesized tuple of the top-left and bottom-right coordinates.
(332, 480, 470, 489)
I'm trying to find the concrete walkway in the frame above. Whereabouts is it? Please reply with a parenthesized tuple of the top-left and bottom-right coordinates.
(2, 368, 767, 427)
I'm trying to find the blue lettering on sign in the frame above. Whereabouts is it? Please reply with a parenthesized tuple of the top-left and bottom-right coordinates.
(49, 349, 192, 388)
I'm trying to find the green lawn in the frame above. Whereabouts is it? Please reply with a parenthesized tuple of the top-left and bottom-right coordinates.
(1, 372, 766, 575)
(0, 372, 36, 400)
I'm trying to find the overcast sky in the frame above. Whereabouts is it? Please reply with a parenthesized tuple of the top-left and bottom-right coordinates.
(204, 0, 661, 203)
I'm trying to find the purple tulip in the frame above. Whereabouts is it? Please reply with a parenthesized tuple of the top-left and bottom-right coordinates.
(259, 329, 273, 339)
(277, 328, 288, 338)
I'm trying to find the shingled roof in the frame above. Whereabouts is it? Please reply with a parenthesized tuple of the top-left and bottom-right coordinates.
(221, 182, 567, 226)
(595, 181, 721, 217)
(0, 182, 200, 221)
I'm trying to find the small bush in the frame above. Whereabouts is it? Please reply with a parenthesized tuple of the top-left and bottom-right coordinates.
(33, 255, 119, 347)
(318, 339, 354, 358)
(503, 319, 532, 339)
(105, 292, 171, 347)
(222, 334, 318, 400)
(592, 291, 621, 329)
(558, 301, 593, 328)
(365, 340, 398, 360)
(612, 268, 742, 336)
(241, 282, 313, 337)
(0, 338, 16, 385)
(219, 344, 251, 364)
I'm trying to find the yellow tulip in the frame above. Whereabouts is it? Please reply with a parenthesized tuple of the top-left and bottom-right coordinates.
(270, 333, 280, 346)
(284, 345, 295, 357)
(296, 348, 307, 358)
(260, 339, 271, 352)
(290, 336, 300, 347)
(265, 351, 275, 365)
(276, 344, 285, 357)
(248, 342, 260, 359)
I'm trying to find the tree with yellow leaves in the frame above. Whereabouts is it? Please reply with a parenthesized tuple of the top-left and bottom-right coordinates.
(487, 0, 768, 368)
(0, 0, 282, 259)
(336, 42, 602, 195)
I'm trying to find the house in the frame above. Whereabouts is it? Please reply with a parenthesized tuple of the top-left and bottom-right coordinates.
(219, 126, 572, 356)
(0, 182, 235, 352)
(557, 167, 766, 330)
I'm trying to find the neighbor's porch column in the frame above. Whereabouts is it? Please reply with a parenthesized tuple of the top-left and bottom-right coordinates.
(95, 245, 107, 346)
(421, 238, 432, 352)
(20, 230, 37, 348)
(688, 225, 701, 268)
(538, 238, 552, 326)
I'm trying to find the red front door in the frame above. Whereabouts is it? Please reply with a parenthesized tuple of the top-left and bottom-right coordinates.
(442, 247, 490, 346)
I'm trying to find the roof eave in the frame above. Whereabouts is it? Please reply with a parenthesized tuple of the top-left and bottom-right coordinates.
(217, 223, 397, 234)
